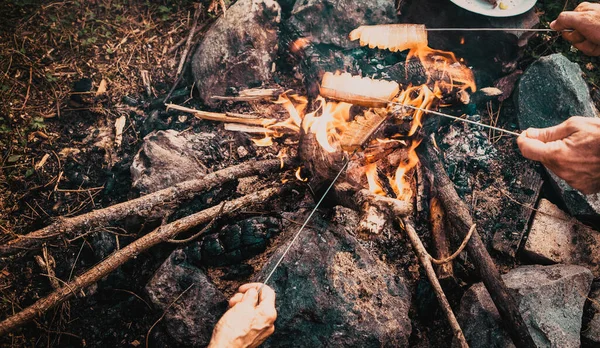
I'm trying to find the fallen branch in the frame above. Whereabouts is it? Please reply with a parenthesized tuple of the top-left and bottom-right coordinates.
(429, 197, 453, 278)
(0, 158, 294, 257)
(0, 187, 281, 336)
(401, 218, 468, 348)
(211, 88, 284, 102)
(166, 103, 277, 127)
(420, 142, 537, 348)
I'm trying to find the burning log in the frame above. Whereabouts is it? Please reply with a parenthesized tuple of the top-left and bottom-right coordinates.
(420, 142, 537, 348)
(0, 187, 283, 336)
(0, 158, 294, 256)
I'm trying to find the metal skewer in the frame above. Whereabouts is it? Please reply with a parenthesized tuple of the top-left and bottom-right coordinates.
(426, 28, 573, 32)
(374, 99, 521, 136)
(259, 150, 357, 291)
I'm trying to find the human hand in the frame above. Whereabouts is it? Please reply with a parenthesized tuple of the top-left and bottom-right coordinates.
(550, 2, 600, 56)
(517, 116, 600, 194)
(208, 283, 277, 348)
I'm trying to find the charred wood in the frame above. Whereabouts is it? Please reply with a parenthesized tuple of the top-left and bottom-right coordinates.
(430, 196, 453, 279)
(420, 142, 537, 348)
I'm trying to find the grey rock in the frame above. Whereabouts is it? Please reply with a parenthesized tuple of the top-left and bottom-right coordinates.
(516, 53, 600, 217)
(517, 54, 597, 130)
(258, 206, 412, 347)
(191, 0, 281, 106)
(582, 285, 600, 345)
(146, 249, 227, 347)
(131, 130, 222, 193)
(457, 264, 593, 348)
(288, 0, 396, 49)
(523, 199, 600, 277)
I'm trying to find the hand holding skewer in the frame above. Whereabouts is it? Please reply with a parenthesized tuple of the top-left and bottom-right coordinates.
(551, 2, 600, 56)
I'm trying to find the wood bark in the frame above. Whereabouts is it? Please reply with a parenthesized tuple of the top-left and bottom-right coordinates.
(429, 196, 453, 279)
(0, 158, 293, 257)
(420, 143, 537, 348)
(0, 188, 281, 336)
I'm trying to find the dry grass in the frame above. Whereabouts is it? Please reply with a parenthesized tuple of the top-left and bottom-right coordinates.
(0, 1, 224, 345)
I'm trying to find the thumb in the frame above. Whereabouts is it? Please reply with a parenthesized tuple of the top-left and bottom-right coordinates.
(240, 288, 259, 306)
(523, 122, 575, 143)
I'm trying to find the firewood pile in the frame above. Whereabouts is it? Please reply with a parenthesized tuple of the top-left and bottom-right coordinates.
(2, 1, 599, 347)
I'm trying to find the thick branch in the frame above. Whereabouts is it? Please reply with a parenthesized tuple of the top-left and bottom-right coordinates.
(430, 196, 453, 279)
(1, 159, 293, 256)
(420, 143, 536, 348)
(0, 188, 281, 336)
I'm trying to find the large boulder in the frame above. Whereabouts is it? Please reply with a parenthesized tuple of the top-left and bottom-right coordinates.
(130, 130, 222, 193)
(457, 264, 593, 348)
(191, 0, 281, 106)
(145, 249, 228, 347)
(258, 206, 412, 347)
(287, 0, 397, 49)
(516, 53, 600, 218)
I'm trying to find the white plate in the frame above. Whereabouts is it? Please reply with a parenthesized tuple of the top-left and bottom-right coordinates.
(450, 0, 537, 17)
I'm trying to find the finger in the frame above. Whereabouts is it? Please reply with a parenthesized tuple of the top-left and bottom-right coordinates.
(229, 293, 244, 308)
(241, 288, 259, 306)
(257, 286, 277, 322)
(239, 283, 264, 293)
(522, 121, 576, 143)
(563, 30, 586, 44)
(517, 135, 552, 163)
(574, 40, 600, 56)
(257, 285, 276, 307)
(550, 11, 579, 31)
(574, 2, 594, 12)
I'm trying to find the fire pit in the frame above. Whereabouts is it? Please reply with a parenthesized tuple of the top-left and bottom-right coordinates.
(1, 0, 598, 347)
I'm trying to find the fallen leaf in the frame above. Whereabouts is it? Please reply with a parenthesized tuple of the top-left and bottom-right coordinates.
(96, 79, 107, 96)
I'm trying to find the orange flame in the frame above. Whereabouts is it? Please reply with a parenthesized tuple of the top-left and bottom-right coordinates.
(365, 164, 385, 196)
(391, 140, 422, 201)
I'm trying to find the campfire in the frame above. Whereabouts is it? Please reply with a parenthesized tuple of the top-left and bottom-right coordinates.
(2, 1, 598, 347)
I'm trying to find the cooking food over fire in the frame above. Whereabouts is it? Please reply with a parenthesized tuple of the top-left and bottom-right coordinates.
(349, 24, 428, 52)
(320, 72, 400, 108)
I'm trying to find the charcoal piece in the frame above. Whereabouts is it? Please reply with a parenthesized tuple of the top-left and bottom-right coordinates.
(385, 59, 427, 86)
(220, 224, 242, 251)
(199, 216, 282, 266)
(202, 235, 225, 259)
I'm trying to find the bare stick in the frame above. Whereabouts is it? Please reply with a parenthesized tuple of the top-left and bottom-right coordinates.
(176, 3, 201, 77)
(401, 218, 468, 348)
(420, 143, 536, 348)
(166, 103, 278, 127)
(0, 158, 293, 256)
(0, 188, 281, 336)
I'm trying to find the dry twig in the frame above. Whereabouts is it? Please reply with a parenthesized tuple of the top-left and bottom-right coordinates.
(0, 188, 281, 335)
(0, 158, 293, 256)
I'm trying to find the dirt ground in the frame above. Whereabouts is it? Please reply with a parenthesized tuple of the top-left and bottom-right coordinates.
(1, 0, 599, 347)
